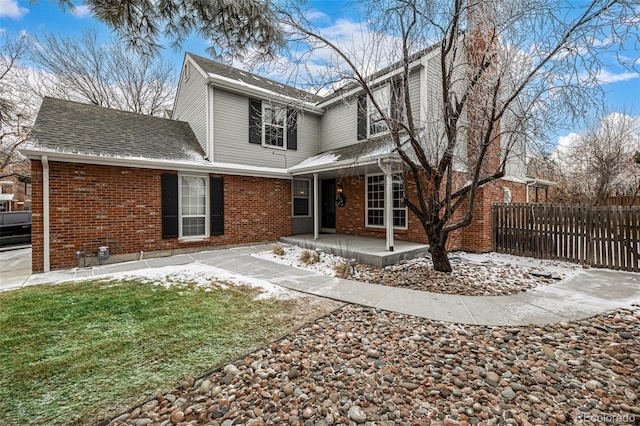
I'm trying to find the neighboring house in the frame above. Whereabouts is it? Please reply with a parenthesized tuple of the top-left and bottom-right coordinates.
(22, 51, 542, 272)
(0, 165, 31, 212)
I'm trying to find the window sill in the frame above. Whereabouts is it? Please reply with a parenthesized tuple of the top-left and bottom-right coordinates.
(365, 225, 409, 231)
(179, 236, 210, 243)
(262, 144, 287, 151)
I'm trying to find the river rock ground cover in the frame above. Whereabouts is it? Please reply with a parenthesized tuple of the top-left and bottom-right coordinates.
(108, 304, 639, 426)
(253, 245, 582, 296)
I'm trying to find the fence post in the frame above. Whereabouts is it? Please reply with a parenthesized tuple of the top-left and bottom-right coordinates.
(586, 205, 593, 267)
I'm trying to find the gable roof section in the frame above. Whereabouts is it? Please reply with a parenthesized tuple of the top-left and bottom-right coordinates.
(319, 42, 440, 105)
(188, 53, 324, 104)
(26, 97, 207, 163)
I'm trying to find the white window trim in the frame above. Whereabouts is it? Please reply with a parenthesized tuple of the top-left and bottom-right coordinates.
(292, 178, 311, 218)
(365, 173, 408, 230)
(178, 174, 209, 240)
(262, 103, 287, 150)
(368, 84, 391, 138)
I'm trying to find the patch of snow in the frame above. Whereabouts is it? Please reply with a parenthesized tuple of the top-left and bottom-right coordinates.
(253, 245, 350, 276)
(451, 251, 583, 281)
(289, 153, 340, 171)
(81, 263, 300, 300)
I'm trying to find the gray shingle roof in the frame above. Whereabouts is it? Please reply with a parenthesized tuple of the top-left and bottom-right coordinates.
(26, 97, 207, 163)
(188, 53, 325, 103)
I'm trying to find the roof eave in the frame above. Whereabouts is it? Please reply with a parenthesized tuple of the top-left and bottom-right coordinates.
(288, 152, 399, 176)
(205, 75, 325, 115)
(317, 57, 430, 108)
(20, 148, 291, 179)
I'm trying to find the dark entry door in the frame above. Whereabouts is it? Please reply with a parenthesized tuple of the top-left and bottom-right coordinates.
(321, 179, 336, 230)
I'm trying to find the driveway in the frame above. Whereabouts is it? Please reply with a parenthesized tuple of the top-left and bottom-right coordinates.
(0, 247, 32, 291)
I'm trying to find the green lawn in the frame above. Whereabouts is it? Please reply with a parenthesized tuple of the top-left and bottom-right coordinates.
(0, 278, 308, 425)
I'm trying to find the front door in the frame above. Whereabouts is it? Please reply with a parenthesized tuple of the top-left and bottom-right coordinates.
(321, 178, 336, 231)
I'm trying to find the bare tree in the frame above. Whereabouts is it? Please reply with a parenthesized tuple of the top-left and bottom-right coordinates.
(275, 0, 638, 272)
(23, 29, 176, 116)
(38, 0, 283, 58)
(561, 112, 640, 205)
(0, 32, 34, 179)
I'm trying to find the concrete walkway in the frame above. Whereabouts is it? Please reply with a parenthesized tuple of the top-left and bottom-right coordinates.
(2, 244, 640, 326)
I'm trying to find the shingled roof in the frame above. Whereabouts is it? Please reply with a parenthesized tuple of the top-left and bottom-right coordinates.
(26, 97, 207, 163)
(188, 53, 325, 103)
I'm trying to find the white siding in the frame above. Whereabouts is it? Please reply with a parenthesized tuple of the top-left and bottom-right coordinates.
(408, 70, 422, 125)
(318, 98, 358, 152)
(172, 64, 207, 153)
(213, 89, 320, 168)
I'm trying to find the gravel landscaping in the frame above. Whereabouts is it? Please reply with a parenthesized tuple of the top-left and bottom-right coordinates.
(107, 304, 639, 426)
(254, 245, 581, 296)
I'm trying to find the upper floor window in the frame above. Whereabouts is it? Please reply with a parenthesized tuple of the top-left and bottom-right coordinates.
(357, 80, 404, 140)
(369, 85, 390, 136)
(249, 99, 297, 150)
(264, 105, 286, 148)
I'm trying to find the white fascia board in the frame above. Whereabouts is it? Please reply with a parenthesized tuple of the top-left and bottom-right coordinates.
(21, 148, 292, 180)
(288, 153, 399, 176)
(317, 60, 427, 108)
(204, 75, 325, 115)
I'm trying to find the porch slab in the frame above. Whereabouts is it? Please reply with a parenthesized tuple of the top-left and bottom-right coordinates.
(280, 234, 430, 267)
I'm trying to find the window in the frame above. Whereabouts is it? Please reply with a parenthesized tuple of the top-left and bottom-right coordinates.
(25, 182, 31, 196)
(366, 174, 407, 228)
(179, 175, 208, 238)
(357, 81, 404, 140)
(248, 99, 297, 150)
(369, 85, 390, 136)
(263, 104, 286, 148)
(292, 179, 310, 216)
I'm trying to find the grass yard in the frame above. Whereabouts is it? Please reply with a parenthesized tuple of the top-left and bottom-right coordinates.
(0, 277, 335, 425)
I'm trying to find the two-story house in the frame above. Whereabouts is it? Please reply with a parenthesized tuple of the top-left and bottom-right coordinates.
(22, 50, 533, 272)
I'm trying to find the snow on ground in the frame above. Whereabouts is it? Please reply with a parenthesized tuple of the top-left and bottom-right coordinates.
(253, 246, 350, 276)
(79, 263, 299, 300)
(252, 243, 586, 296)
(452, 251, 584, 280)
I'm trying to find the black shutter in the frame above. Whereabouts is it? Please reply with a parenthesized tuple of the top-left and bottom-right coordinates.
(249, 99, 262, 144)
(210, 176, 224, 235)
(287, 108, 297, 150)
(161, 174, 178, 239)
(357, 94, 367, 140)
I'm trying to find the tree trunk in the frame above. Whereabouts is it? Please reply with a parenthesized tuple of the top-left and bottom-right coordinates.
(430, 243, 452, 273)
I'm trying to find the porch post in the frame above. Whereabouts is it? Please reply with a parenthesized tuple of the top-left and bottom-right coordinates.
(385, 172, 394, 251)
(313, 173, 319, 240)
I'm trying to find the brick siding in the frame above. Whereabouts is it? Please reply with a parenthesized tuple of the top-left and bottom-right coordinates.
(334, 173, 525, 253)
(31, 161, 291, 272)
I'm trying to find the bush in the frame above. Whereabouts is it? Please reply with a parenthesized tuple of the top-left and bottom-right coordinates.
(333, 262, 353, 279)
(299, 249, 319, 265)
(272, 243, 286, 256)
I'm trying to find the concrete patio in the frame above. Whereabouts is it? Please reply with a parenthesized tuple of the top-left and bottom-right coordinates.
(280, 233, 430, 267)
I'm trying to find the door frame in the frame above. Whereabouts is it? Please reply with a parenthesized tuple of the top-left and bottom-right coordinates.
(320, 178, 336, 233)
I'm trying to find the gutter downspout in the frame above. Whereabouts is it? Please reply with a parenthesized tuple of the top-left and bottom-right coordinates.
(42, 155, 50, 272)
(525, 178, 537, 203)
(313, 173, 319, 240)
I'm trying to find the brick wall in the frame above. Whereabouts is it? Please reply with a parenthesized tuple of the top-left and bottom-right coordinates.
(335, 175, 428, 244)
(31, 161, 291, 272)
(334, 173, 526, 253)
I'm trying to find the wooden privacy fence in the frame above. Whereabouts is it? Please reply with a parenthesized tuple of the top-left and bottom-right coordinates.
(492, 203, 640, 272)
